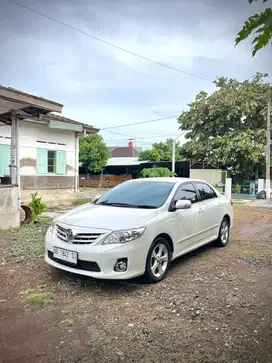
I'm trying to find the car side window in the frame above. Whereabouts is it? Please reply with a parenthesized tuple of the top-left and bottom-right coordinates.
(175, 183, 199, 204)
(196, 182, 217, 201)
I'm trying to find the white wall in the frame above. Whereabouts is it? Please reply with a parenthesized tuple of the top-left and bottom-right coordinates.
(0, 120, 76, 176)
(190, 169, 223, 185)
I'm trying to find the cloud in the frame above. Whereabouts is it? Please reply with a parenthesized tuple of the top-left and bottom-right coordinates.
(0, 0, 271, 149)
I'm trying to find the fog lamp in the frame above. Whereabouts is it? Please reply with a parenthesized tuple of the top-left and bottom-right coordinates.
(114, 258, 128, 272)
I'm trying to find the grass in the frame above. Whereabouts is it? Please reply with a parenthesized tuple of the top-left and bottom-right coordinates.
(26, 292, 54, 307)
(0, 223, 50, 261)
(38, 217, 53, 223)
(22, 284, 54, 307)
(72, 199, 91, 206)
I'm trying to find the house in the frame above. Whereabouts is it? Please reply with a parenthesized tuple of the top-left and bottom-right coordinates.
(0, 86, 98, 228)
(108, 143, 142, 157)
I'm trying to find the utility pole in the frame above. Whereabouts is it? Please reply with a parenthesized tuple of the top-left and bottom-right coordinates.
(172, 132, 186, 174)
(172, 138, 176, 173)
(266, 93, 271, 199)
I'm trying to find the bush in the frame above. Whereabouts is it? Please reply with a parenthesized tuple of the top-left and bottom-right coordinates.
(141, 167, 176, 178)
(234, 184, 241, 194)
(28, 192, 46, 223)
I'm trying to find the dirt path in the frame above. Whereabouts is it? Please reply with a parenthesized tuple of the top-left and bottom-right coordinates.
(0, 206, 271, 363)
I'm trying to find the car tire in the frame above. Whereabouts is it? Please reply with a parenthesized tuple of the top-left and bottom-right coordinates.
(144, 237, 171, 283)
(216, 218, 230, 247)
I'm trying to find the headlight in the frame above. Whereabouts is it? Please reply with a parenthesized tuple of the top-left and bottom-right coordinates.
(49, 220, 56, 233)
(102, 227, 146, 245)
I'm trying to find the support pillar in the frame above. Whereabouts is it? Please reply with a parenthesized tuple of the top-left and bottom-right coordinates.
(10, 113, 18, 185)
(225, 178, 232, 200)
(74, 133, 79, 193)
(258, 179, 264, 193)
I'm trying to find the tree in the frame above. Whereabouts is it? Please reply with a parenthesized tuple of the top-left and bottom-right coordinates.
(79, 134, 110, 172)
(235, 0, 272, 56)
(139, 138, 183, 162)
(141, 167, 175, 178)
(178, 73, 271, 179)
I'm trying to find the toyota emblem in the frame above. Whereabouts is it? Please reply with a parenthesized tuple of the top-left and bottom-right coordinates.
(65, 229, 73, 241)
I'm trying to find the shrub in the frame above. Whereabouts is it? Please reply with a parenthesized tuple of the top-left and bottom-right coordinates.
(28, 192, 46, 223)
(141, 167, 176, 178)
(234, 184, 241, 194)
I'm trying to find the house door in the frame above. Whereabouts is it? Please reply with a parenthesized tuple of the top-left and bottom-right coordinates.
(0, 144, 11, 177)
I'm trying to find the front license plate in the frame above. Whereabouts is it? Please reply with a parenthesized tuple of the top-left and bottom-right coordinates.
(53, 246, 78, 264)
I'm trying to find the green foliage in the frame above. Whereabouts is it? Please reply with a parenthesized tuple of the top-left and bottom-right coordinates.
(79, 134, 111, 172)
(26, 292, 54, 307)
(178, 73, 271, 178)
(235, 0, 272, 56)
(139, 138, 183, 162)
(28, 192, 46, 223)
(234, 184, 242, 194)
(141, 167, 175, 178)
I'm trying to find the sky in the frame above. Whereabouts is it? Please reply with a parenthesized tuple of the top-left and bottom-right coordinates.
(0, 0, 271, 149)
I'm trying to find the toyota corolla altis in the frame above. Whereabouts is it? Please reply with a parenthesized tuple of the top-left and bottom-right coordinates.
(45, 178, 233, 283)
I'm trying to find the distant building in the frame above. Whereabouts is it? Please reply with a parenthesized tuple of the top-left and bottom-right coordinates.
(108, 142, 142, 158)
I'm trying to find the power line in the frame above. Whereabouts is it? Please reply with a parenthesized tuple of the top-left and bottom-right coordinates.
(7, 0, 213, 82)
(104, 133, 180, 141)
(100, 115, 179, 130)
(102, 129, 134, 137)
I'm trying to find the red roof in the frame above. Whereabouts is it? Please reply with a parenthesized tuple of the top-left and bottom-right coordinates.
(111, 147, 139, 157)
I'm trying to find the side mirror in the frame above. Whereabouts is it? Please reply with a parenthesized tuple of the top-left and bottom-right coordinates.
(175, 200, 192, 210)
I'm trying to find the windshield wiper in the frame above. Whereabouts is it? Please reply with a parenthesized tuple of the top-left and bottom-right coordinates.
(95, 201, 133, 207)
(135, 205, 157, 209)
(96, 201, 156, 209)
(106, 202, 137, 208)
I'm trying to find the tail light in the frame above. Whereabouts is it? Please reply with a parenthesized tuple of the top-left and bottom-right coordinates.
(230, 200, 233, 207)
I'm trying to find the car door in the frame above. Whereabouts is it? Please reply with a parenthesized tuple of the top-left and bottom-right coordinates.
(171, 182, 203, 255)
(194, 182, 222, 242)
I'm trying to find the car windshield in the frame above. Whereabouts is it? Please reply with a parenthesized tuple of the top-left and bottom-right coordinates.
(95, 181, 175, 208)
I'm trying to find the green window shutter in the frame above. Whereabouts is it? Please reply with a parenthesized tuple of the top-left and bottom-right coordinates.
(37, 149, 48, 174)
(56, 150, 66, 175)
(0, 145, 11, 177)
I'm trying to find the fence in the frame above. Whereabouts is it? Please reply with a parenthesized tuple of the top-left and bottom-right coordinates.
(79, 174, 132, 188)
(79, 179, 127, 188)
(231, 183, 257, 199)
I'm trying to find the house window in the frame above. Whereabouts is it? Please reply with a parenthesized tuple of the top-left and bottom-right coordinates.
(0, 144, 11, 177)
(37, 149, 66, 175)
(47, 150, 56, 173)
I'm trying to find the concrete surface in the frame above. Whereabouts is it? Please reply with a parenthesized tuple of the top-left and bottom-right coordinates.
(0, 186, 20, 229)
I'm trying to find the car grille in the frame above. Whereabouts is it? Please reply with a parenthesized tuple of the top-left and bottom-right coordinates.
(56, 224, 103, 244)
(48, 251, 101, 272)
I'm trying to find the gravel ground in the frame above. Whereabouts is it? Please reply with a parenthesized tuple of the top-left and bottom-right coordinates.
(0, 205, 271, 363)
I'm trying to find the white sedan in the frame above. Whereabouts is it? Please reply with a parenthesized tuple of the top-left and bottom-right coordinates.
(45, 178, 233, 283)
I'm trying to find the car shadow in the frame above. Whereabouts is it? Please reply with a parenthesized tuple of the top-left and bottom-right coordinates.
(168, 241, 216, 276)
(52, 268, 143, 293)
(51, 242, 217, 292)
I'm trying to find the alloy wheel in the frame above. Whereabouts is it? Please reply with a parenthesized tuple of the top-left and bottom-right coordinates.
(220, 221, 229, 245)
(150, 243, 169, 278)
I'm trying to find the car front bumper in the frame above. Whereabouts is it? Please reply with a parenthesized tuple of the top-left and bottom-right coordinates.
(45, 229, 150, 279)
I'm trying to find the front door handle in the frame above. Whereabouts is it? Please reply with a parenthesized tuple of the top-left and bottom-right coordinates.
(198, 208, 204, 214)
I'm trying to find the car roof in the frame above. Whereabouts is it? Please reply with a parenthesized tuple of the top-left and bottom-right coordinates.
(126, 177, 206, 184)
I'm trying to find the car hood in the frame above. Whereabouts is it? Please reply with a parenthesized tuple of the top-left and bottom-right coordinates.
(55, 203, 158, 231)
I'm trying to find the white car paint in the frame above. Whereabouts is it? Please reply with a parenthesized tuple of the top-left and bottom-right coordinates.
(45, 178, 233, 280)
